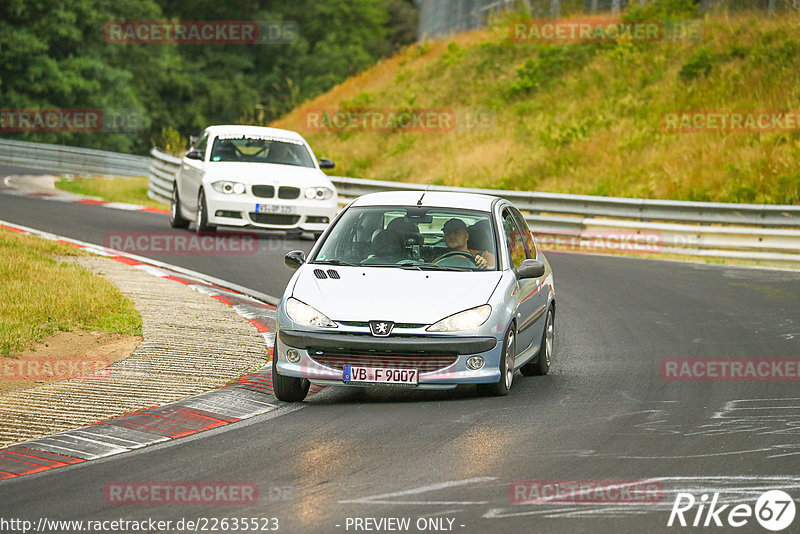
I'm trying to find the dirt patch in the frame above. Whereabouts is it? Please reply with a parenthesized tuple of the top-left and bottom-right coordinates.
(0, 331, 141, 394)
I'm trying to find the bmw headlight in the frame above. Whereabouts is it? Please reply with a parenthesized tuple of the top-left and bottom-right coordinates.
(285, 298, 337, 328)
(212, 181, 246, 194)
(304, 187, 334, 200)
(426, 305, 492, 332)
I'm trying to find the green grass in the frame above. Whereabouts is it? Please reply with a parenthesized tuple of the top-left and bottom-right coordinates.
(55, 176, 169, 210)
(272, 1, 800, 205)
(0, 228, 142, 357)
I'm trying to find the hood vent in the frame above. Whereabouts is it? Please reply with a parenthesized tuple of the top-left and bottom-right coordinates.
(327, 270, 340, 279)
(313, 269, 328, 279)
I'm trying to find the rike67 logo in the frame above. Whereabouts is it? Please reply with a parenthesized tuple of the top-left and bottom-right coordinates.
(668, 490, 796, 531)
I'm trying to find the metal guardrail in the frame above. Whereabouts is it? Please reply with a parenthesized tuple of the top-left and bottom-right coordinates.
(0, 138, 150, 177)
(147, 148, 181, 204)
(147, 148, 800, 266)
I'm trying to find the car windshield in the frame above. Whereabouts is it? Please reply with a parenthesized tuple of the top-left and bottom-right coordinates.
(312, 206, 498, 271)
(209, 136, 315, 167)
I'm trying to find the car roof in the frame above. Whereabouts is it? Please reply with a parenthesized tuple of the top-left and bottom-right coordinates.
(350, 191, 499, 211)
(203, 125, 306, 142)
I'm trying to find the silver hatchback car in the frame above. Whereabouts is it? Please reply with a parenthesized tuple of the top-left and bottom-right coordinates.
(273, 191, 555, 401)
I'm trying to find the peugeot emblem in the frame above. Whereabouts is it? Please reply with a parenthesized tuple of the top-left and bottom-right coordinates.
(369, 320, 394, 337)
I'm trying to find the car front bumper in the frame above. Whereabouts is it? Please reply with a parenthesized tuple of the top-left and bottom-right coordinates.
(275, 329, 502, 389)
(204, 189, 337, 232)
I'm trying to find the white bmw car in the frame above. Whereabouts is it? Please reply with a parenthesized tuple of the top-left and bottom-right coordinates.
(169, 125, 338, 238)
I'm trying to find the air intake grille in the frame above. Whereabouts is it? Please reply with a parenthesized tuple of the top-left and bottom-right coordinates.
(278, 186, 300, 199)
(310, 353, 457, 373)
(249, 213, 300, 225)
(327, 270, 340, 279)
(252, 185, 275, 198)
(314, 269, 328, 279)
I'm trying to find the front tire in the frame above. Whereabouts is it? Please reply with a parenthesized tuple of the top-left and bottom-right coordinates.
(477, 325, 515, 396)
(169, 183, 190, 229)
(272, 340, 310, 402)
(521, 307, 553, 376)
(195, 189, 216, 233)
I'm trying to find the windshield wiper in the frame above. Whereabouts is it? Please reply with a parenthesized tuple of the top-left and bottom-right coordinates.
(417, 264, 471, 272)
(313, 259, 360, 267)
(365, 263, 422, 270)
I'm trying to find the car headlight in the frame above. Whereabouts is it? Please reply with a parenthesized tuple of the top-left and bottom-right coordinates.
(304, 187, 334, 200)
(285, 297, 337, 328)
(426, 305, 492, 332)
(212, 181, 246, 194)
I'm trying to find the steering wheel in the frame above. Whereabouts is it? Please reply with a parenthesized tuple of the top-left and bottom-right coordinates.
(432, 250, 477, 264)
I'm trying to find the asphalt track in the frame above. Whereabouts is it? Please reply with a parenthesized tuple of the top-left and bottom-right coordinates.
(1, 163, 800, 533)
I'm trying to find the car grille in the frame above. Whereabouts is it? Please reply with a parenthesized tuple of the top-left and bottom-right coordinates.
(252, 185, 275, 198)
(309, 352, 457, 373)
(337, 321, 426, 329)
(249, 213, 301, 225)
(278, 186, 300, 199)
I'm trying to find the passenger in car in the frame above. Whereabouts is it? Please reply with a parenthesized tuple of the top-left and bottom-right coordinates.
(213, 140, 240, 161)
(363, 229, 409, 264)
(267, 143, 298, 165)
(440, 218, 495, 269)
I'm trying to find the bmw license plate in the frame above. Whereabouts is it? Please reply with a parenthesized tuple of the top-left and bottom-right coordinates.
(343, 366, 418, 385)
(256, 204, 295, 214)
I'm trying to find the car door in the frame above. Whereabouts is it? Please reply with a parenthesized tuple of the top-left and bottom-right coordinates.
(180, 132, 208, 217)
(502, 206, 547, 358)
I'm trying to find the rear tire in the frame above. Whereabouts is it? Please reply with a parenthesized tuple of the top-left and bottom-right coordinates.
(521, 307, 553, 376)
(169, 183, 190, 229)
(195, 189, 216, 233)
(477, 325, 515, 396)
(272, 339, 310, 402)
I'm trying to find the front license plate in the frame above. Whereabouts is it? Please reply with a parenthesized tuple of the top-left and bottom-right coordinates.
(343, 366, 418, 385)
(256, 204, 295, 215)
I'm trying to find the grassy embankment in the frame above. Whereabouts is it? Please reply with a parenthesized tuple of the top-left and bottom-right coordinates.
(0, 228, 142, 357)
(272, 3, 800, 205)
(55, 176, 169, 210)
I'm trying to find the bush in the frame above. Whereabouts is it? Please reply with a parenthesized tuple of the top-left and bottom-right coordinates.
(508, 45, 597, 97)
(678, 47, 715, 81)
(153, 127, 187, 157)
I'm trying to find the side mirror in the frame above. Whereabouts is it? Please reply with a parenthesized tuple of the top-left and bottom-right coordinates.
(186, 149, 204, 161)
(318, 158, 335, 169)
(285, 250, 306, 269)
(515, 258, 545, 279)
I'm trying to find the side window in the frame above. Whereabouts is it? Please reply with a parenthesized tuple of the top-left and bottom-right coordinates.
(502, 209, 527, 270)
(510, 208, 536, 258)
(194, 134, 209, 158)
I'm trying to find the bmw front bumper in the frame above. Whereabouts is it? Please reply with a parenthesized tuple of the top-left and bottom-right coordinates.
(204, 189, 337, 232)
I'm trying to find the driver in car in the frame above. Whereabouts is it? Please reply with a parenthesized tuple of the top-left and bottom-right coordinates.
(440, 218, 495, 269)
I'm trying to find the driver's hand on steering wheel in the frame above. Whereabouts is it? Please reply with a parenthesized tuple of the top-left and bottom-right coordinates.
(474, 254, 488, 269)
